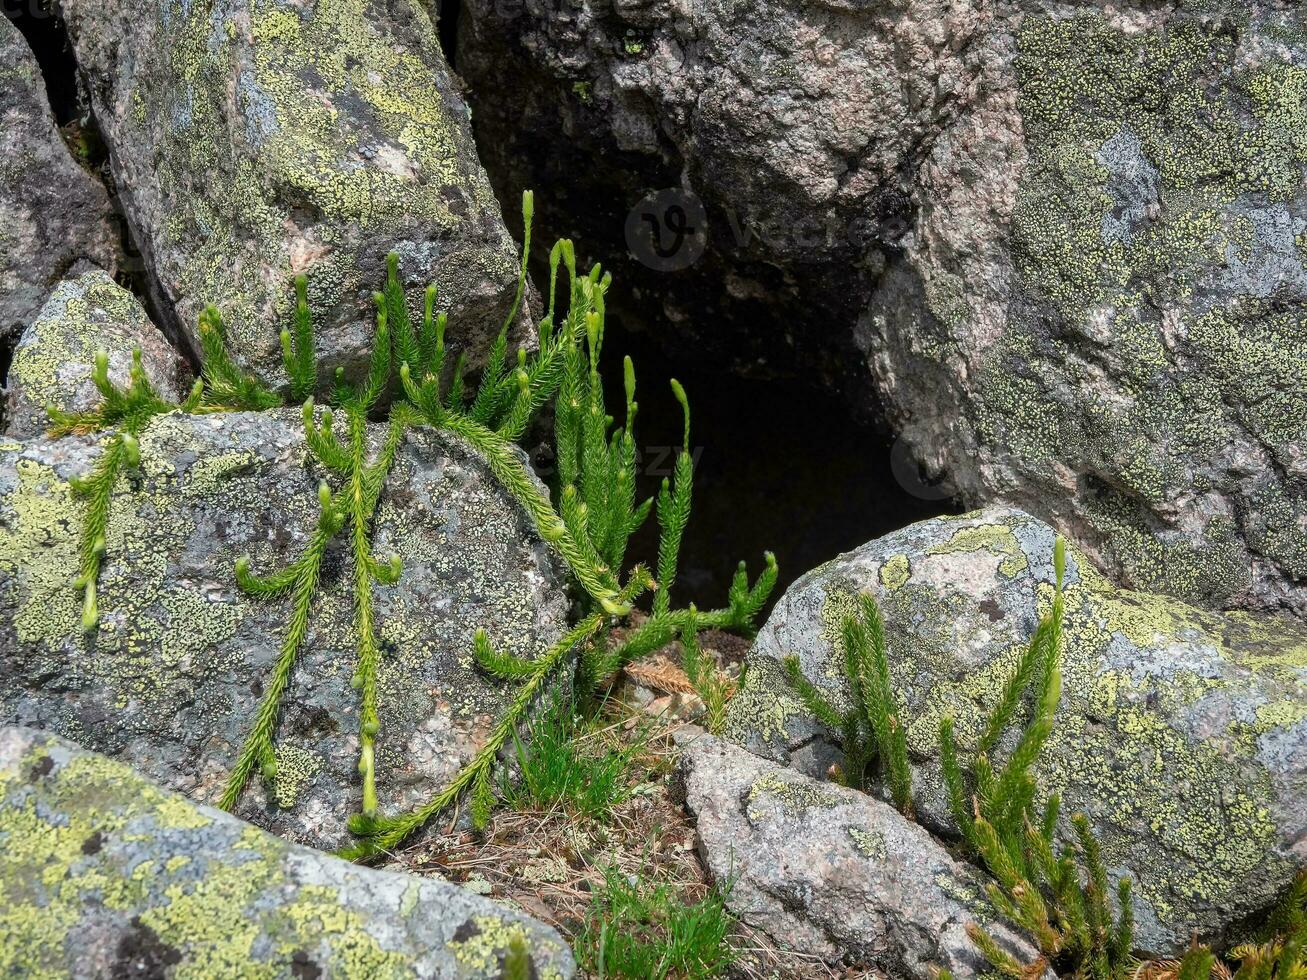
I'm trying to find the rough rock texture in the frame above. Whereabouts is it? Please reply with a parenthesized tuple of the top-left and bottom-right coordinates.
(725, 507, 1307, 955)
(0, 725, 576, 978)
(0, 409, 569, 849)
(57, 0, 529, 383)
(5, 270, 187, 438)
(457, 1, 1307, 620)
(679, 734, 1044, 979)
(0, 16, 120, 345)
(457, 0, 970, 392)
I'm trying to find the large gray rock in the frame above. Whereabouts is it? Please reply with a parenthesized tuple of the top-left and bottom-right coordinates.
(5, 270, 186, 438)
(725, 507, 1307, 955)
(0, 408, 569, 849)
(58, 0, 529, 383)
(861, 5, 1307, 621)
(679, 734, 1044, 979)
(0, 16, 120, 344)
(0, 725, 575, 978)
(458, 1, 1307, 621)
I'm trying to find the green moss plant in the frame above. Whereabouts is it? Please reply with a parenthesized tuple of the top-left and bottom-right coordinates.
(782, 592, 913, 815)
(47, 349, 204, 630)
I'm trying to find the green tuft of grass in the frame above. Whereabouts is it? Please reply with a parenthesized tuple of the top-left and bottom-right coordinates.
(498, 697, 643, 820)
(577, 867, 736, 980)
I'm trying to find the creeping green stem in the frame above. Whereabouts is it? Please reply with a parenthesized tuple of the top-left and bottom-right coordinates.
(219, 497, 338, 810)
(340, 611, 606, 859)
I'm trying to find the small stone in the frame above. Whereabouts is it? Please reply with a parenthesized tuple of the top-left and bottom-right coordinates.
(679, 734, 1044, 979)
(4, 271, 185, 438)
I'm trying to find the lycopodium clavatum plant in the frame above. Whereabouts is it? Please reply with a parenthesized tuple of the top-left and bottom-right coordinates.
(782, 591, 912, 814)
(782, 539, 1139, 979)
(52, 190, 778, 860)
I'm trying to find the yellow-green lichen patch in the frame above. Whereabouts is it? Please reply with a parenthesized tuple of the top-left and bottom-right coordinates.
(925, 523, 1029, 578)
(847, 826, 886, 859)
(0, 455, 84, 645)
(722, 655, 805, 746)
(445, 915, 534, 973)
(746, 772, 841, 817)
(819, 586, 860, 664)
(272, 744, 322, 809)
(879, 554, 911, 590)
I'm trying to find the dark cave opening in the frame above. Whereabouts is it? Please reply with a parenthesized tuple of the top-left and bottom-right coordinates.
(0, 329, 16, 393)
(583, 310, 961, 615)
(4, 1, 81, 125)
(435, 0, 461, 71)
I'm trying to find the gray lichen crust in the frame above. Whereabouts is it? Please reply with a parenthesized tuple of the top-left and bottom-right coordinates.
(726, 507, 1307, 955)
(4, 271, 186, 438)
(0, 725, 575, 978)
(862, 5, 1307, 621)
(0, 409, 569, 849)
(680, 734, 1044, 979)
(57, 0, 528, 383)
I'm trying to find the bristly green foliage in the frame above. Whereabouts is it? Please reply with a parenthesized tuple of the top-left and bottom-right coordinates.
(47, 348, 204, 630)
(220, 273, 409, 819)
(502, 935, 534, 980)
(782, 593, 912, 815)
(495, 694, 643, 821)
(576, 867, 737, 980)
(940, 537, 1066, 856)
(56, 190, 778, 859)
(680, 608, 734, 735)
(344, 189, 778, 855)
(938, 539, 1135, 980)
(197, 306, 282, 411)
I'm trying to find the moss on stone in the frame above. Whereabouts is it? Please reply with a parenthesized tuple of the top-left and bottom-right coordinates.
(965, 12, 1307, 608)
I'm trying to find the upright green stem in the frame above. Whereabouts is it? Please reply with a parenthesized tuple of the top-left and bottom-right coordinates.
(348, 408, 383, 816)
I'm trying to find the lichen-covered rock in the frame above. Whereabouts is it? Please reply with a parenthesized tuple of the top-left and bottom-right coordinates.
(725, 507, 1307, 955)
(58, 0, 528, 384)
(4, 270, 187, 438)
(861, 5, 1307, 621)
(679, 734, 1044, 979)
(458, 1, 1307, 621)
(0, 409, 569, 849)
(0, 16, 120, 345)
(0, 725, 576, 978)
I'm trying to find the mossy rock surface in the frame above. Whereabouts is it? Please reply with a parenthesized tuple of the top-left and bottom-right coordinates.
(726, 506, 1307, 955)
(0, 725, 575, 978)
(862, 5, 1307, 620)
(0, 16, 121, 348)
(680, 735, 1044, 979)
(0, 409, 569, 849)
(4, 271, 186, 438)
(56, 0, 527, 384)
